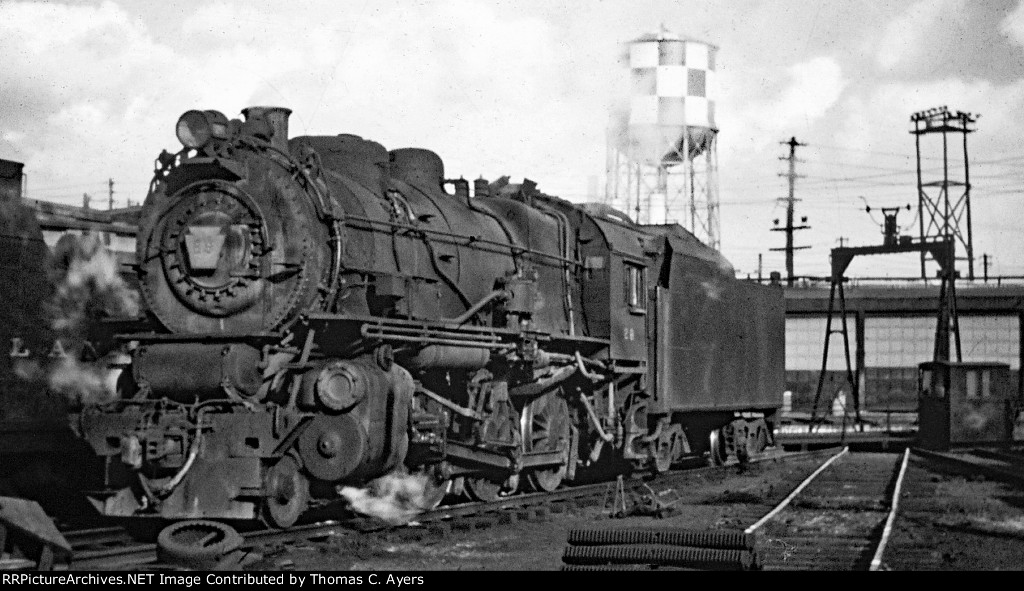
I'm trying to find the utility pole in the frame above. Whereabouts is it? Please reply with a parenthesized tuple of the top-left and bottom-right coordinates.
(770, 137, 811, 286)
(983, 253, 990, 283)
(837, 236, 848, 248)
(108, 178, 115, 210)
(83, 193, 91, 210)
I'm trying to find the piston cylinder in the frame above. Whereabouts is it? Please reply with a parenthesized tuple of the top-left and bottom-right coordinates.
(297, 360, 413, 483)
(300, 359, 387, 412)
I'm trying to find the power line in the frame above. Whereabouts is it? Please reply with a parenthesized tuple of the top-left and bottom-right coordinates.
(798, 156, 1024, 185)
(808, 142, 937, 160)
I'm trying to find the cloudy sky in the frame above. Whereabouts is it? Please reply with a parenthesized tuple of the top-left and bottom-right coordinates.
(2, 0, 1024, 279)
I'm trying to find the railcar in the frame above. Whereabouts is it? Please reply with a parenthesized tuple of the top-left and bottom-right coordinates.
(0, 159, 109, 512)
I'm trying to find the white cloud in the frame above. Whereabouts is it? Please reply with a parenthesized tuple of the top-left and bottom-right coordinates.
(717, 56, 846, 154)
(0, 0, 605, 202)
(0, 1, 173, 106)
(1000, 0, 1024, 47)
(876, 0, 968, 70)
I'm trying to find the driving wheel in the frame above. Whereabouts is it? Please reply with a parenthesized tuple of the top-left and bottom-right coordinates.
(523, 392, 571, 492)
(463, 476, 507, 502)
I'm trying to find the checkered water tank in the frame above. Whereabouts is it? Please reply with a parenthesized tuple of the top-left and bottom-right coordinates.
(624, 30, 718, 164)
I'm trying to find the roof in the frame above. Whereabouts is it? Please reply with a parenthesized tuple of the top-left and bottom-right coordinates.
(630, 27, 718, 49)
(0, 158, 24, 181)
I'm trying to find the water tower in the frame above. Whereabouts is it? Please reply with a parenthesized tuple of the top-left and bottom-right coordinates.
(605, 27, 720, 249)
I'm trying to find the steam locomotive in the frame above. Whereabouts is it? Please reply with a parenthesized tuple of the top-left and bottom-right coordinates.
(74, 107, 783, 526)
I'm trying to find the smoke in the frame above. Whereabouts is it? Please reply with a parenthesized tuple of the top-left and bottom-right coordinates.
(42, 234, 137, 406)
(48, 356, 122, 407)
(12, 359, 41, 381)
(47, 233, 139, 332)
(338, 471, 433, 525)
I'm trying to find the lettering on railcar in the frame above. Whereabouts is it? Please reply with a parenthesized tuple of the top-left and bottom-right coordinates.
(9, 337, 72, 360)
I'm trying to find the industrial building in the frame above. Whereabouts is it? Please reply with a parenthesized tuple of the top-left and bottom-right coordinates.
(781, 280, 1022, 441)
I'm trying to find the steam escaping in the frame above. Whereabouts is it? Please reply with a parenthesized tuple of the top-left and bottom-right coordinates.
(48, 233, 139, 332)
(338, 471, 433, 525)
(12, 359, 41, 381)
(43, 234, 137, 406)
(48, 356, 123, 407)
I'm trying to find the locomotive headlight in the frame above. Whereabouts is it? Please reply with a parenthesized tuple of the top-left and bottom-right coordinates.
(175, 109, 229, 149)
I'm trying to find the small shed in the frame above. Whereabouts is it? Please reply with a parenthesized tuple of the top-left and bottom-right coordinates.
(918, 361, 1016, 450)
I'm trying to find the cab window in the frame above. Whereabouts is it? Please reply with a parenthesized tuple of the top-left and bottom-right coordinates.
(966, 371, 979, 399)
(625, 263, 645, 311)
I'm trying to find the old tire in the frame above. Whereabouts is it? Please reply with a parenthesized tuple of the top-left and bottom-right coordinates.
(156, 520, 243, 569)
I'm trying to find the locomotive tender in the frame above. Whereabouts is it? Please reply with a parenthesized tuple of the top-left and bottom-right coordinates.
(75, 107, 783, 525)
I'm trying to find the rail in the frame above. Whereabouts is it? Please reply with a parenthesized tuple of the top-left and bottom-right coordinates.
(869, 447, 911, 570)
(748, 447, 913, 570)
(911, 447, 1024, 487)
(744, 446, 849, 535)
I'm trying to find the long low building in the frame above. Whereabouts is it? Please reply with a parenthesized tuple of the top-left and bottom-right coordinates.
(783, 281, 1023, 415)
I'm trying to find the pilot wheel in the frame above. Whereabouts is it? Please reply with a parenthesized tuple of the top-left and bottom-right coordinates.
(262, 454, 309, 528)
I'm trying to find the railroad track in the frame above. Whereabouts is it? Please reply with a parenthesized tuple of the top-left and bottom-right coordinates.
(911, 447, 1024, 487)
(874, 447, 1024, 570)
(66, 447, 839, 570)
(743, 447, 910, 570)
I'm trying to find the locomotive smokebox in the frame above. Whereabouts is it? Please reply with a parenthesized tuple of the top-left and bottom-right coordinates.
(242, 106, 292, 152)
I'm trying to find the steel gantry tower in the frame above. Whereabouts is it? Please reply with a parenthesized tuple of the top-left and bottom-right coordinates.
(910, 107, 977, 280)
